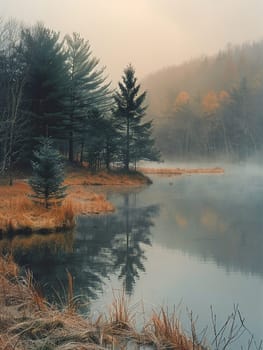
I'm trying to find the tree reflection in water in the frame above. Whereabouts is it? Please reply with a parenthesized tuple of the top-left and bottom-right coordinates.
(0, 189, 159, 303)
(111, 193, 159, 295)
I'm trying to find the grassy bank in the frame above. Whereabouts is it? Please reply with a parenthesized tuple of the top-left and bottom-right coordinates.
(0, 169, 150, 236)
(138, 167, 224, 175)
(1, 255, 259, 350)
(0, 255, 204, 350)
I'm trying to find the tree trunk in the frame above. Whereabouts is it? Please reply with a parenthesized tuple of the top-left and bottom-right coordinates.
(80, 140, 84, 166)
(105, 141, 110, 171)
(45, 194, 49, 209)
(125, 115, 130, 171)
(69, 132, 74, 162)
(68, 112, 74, 162)
(8, 156, 13, 186)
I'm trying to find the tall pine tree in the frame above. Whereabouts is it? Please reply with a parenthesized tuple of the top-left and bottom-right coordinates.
(114, 65, 159, 170)
(64, 33, 112, 162)
(21, 23, 68, 142)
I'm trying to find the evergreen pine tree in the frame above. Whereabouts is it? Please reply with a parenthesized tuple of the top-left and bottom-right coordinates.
(114, 64, 159, 170)
(103, 113, 122, 170)
(29, 138, 66, 209)
(64, 33, 112, 162)
(21, 23, 69, 142)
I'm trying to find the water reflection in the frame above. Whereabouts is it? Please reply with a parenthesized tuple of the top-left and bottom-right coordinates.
(0, 190, 159, 302)
(147, 174, 263, 277)
(111, 193, 158, 294)
(1, 171, 261, 347)
(1, 173, 262, 284)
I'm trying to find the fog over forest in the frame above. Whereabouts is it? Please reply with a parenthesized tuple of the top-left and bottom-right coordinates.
(1, 0, 263, 83)
(143, 40, 263, 161)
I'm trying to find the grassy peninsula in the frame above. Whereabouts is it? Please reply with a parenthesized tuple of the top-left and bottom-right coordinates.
(0, 168, 150, 237)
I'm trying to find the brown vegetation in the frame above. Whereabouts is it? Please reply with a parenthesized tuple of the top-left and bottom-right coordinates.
(65, 168, 151, 186)
(144, 308, 203, 350)
(0, 170, 149, 236)
(0, 256, 260, 350)
(0, 256, 205, 350)
(139, 167, 224, 175)
(0, 181, 113, 236)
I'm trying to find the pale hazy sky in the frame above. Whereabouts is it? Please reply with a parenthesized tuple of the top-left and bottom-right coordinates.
(1, 0, 263, 84)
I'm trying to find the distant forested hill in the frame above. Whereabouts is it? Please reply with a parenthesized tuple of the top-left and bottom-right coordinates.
(143, 41, 263, 160)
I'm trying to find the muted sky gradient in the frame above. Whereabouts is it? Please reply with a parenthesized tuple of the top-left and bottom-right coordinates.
(1, 0, 263, 84)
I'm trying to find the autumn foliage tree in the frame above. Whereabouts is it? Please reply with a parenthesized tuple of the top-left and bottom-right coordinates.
(143, 40, 263, 160)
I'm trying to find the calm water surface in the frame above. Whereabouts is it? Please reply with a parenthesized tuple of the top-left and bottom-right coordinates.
(2, 165, 263, 348)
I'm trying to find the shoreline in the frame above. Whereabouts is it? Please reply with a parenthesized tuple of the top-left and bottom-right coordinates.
(0, 255, 204, 350)
(0, 169, 150, 237)
(0, 166, 223, 236)
(138, 166, 224, 175)
(0, 255, 256, 350)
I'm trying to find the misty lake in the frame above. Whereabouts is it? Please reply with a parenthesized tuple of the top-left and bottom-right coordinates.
(1, 164, 263, 348)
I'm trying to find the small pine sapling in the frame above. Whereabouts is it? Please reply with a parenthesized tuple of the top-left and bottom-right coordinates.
(29, 138, 66, 208)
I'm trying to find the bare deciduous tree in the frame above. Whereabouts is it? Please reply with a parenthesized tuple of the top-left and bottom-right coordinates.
(0, 19, 28, 184)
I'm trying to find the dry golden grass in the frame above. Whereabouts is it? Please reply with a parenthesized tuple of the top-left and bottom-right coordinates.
(105, 291, 135, 336)
(0, 255, 101, 350)
(0, 187, 74, 235)
(0, 255, 205, 350)
(143, 308, 204, 350)
(0, 256, 131, 350)
(0, 257, 198, 350)
(0, 169, 149, 235)
(65, 169, 150, 186)
(2, 256, 254, 350)
(139, 167, 224, 175)
(0, 179, 114, 235)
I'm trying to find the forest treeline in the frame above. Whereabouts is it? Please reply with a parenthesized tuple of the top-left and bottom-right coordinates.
(143, 41, 263, 160)
(0, 19, 158, 181)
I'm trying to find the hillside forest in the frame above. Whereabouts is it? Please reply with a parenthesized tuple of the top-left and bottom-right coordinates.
(143, 40, 263, 160)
